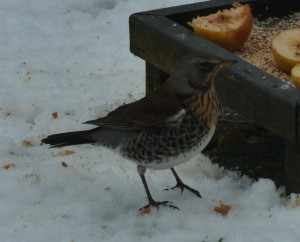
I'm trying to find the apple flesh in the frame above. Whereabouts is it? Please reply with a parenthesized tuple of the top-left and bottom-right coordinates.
(271, 28, 300, 73)
(188, 3, 253, 51)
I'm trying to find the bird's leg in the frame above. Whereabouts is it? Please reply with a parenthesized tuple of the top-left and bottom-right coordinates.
(137, 165, 179, 211)
(165, 167, 202, 198)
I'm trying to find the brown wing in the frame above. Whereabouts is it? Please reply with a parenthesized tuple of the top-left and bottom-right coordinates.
(84, 81, 184, 130)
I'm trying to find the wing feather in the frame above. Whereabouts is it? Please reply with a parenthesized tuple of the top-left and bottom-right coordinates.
(84, 81, 184, 130)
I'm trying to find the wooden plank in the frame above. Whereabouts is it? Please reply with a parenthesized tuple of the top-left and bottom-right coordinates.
(139, 0, 299, 22)
(145, 62, 168, 95)
(129, 0, 300, 193)
(297, 100, 300, 145)
(129, 13, 300, 143)
(285, 142, 300, 193)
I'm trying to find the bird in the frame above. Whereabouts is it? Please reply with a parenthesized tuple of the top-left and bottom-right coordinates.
(41, 52, 237, 211)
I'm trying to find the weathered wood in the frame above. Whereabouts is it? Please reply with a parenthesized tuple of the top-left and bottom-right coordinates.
(129, 11, 300, 144)
(285, 143, 300, 194)
(129, 0, 300, 193)
(145, 62, 168, 95)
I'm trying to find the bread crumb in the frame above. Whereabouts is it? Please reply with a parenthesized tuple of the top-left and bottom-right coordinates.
(138, 206, 152, 216)
(55, 150, 76, 156)
(22, 140, 33, 147)
(3, 163, 16, 170)
(214, 201, 231, 216)
(61, 161, 68, 167)
(52, 112, 58, 119)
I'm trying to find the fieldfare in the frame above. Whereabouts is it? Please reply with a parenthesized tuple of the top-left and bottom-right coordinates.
(42, 53, 237, 211)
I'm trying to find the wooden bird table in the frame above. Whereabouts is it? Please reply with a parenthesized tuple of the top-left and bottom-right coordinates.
(129, 0, 300, 193)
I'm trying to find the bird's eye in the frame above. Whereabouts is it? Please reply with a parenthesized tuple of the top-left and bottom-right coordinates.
(198, 61, 212, 71)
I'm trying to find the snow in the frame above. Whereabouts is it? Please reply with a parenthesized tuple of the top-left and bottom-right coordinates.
(1, 0, 300, 241)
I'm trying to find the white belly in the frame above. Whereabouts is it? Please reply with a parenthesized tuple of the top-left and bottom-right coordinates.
(143, 125, 216, 170)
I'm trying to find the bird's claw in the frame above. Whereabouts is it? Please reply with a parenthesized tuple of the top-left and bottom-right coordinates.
(164, 182, 202, 198)
(139, 200, 179, 211)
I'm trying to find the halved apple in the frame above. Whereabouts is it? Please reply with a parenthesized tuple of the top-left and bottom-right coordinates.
(291, 64, 300, 90)
(271, 28, 300, 73)
(188, 3, 253, 51)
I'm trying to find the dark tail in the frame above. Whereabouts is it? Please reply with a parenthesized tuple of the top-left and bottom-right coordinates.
(41, 129, 97, 148)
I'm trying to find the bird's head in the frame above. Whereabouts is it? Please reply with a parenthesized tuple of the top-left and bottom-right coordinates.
(170, 53, 237, 97)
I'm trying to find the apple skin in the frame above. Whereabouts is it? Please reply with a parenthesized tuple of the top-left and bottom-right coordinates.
(188, 4, 253, 51)
(271, 28, 300, 73)
(291, 64, 300, 90)
(272, 49, 300, 74)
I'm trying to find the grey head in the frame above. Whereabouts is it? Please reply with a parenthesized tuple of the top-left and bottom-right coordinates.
(169, 52, 237, 96)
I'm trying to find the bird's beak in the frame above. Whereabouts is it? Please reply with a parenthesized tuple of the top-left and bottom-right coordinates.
(216, 59, 239, 83)
(219, 59, 238, 68)
(206, 59, 238, 85)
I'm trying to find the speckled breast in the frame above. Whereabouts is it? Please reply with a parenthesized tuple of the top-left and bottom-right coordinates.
(121, 88, 219, 169)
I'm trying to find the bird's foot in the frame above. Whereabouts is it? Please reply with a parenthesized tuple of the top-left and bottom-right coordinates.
(165, 181, 202, 198)
(139, 200, 179, 212)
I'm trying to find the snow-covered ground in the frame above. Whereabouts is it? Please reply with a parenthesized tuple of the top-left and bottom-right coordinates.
(1, 1, 300, 241)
